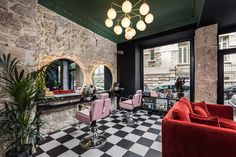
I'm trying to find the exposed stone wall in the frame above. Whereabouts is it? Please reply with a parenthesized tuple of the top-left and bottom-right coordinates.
(0, 0, 117, 85)
(195, 24, 218, 103)
(0, 0, 117, 155)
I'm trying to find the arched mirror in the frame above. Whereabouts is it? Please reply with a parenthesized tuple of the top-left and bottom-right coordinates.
(45, 59, 84, 92)
(92, 65, 113, 91)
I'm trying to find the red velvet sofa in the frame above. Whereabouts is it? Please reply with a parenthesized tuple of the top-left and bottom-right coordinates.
(162, 98, 236, 157)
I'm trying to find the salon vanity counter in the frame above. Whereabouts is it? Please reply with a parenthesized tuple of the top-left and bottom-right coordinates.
(38, 89, 123, 134)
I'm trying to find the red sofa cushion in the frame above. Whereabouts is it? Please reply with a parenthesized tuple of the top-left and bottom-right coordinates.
(218, 118, 236, 130)
(193, 106, 208, 117)
(192, 101, 211, 116)
(172, 108, 190, 122)
(180, 97, 193, 113)
(189, 113, 220, 127)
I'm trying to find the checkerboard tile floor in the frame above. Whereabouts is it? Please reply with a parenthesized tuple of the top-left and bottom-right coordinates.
(34, 110, 162, 157)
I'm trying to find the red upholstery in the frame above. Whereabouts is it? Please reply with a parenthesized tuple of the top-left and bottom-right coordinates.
(189, 113, 220, 127)
(219, 118, 236, 130)
(162, 99, 236, 157)
(191, 101, 211, 116)
(180, 97, 193, 113)
(193, 106, 208, 117)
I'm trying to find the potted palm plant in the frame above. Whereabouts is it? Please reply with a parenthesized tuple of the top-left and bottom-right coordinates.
(0, 53, 46, 157)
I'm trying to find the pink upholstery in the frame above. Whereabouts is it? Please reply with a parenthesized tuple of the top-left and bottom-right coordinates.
(98, 93, 109, 99)
(119, 90, 142, 110)
(76, 93, 111, 124)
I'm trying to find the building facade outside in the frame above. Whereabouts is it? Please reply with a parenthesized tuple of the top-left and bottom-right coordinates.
(143, 41, 190, 90)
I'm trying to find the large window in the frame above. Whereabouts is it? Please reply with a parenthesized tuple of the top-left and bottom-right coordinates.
(218, 32, 236, 105)
(143, 41, 191, 99)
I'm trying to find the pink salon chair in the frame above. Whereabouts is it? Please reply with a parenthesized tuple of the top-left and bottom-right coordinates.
(119, 90, 142, 126)
(75, 93, 111, 149)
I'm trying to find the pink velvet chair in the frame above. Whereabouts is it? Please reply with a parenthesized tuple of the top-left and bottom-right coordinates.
(119, 90, 142, 126)
(75, 93, 111, 149)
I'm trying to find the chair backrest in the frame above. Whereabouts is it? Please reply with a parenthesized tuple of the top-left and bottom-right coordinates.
(90, 93, 111, 121)
(132, 90, 142, 107)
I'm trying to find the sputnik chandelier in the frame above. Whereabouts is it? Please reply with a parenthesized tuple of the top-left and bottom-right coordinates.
(105, 0, 154, 40)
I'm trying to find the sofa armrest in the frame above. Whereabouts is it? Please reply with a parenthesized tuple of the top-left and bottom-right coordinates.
(207, 104, 233, 120)
(162, 119, 236, 157)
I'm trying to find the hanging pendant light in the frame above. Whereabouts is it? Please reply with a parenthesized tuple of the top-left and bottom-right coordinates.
(145, 13, 154, 24)
(122, 0, 132, 13)
(105, 18, 113, 28)
(107, 8, 117, 19)
(121, 17, 131, 28)
(105, 0, 155, 40)
(140, 3, 150, 15)
(136, 20, 146, 31)
(114, 25, 123, 35)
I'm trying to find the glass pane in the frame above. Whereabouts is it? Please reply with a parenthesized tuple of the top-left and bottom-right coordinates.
(219, 32, 236, 50)
(183, 47, 187, 63)
(224, 53, 236, 106)
(143, 41, 190, 100)
(150, 50, 154, 60)
(178, 48, 182, 63)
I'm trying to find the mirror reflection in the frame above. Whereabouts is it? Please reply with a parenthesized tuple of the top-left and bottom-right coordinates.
(45, 59, 84, 92)
(92, 65, 113, 91)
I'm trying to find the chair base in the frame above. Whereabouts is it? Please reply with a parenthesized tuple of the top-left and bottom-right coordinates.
(122, 118, 138, 126)
(122, 111, 138, 126)
(80, 134, 107, 149)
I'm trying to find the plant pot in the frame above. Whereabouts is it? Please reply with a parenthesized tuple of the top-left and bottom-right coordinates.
(5, 145, 32, 157)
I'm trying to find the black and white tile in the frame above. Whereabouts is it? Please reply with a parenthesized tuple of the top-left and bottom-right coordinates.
(34, 110, 162, 157)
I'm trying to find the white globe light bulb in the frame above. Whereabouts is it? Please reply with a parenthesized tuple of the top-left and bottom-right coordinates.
(107, 8, 117, 19)
(140, 3, 150, 15)
(105, 18, 113, 28)
(136, 20, 146, 31)
(145, 13, 154, 24)
(121, 17, 131, 28)
(130, 28, 136, 37)
(114, 25, 123, 35)
(122, 0, 132, 13)
(125, 30, 133, 40)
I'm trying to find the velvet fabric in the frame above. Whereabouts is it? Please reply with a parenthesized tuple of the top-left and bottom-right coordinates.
(162, 99, 236, 157)
(191, 101, 211, 116)
(193, 106, 208, 117)
(219, 117, 236, 130)
(189, 113, 220, 127)
(179, 97, 193, 113)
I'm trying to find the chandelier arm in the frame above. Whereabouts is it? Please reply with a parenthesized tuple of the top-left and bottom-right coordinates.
(130, 14, 141, 19)
(117, 14, 126, 22)
(111, 3, 122, 9)
(132, 0, 142, 9)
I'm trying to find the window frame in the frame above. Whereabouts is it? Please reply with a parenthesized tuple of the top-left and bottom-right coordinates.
(178, 45, 189, 64)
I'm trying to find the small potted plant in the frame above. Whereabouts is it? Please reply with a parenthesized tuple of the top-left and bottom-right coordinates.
(175, 77, 186, 99)
(83, 85, 95, 101)
(0, 53, 46, 157)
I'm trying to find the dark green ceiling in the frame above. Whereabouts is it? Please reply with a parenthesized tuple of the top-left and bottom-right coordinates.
(38, 0, 205, 43)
